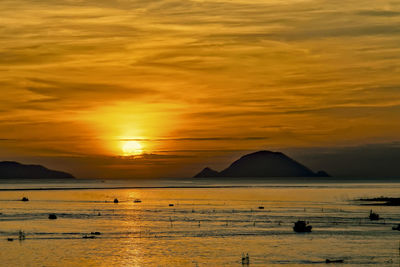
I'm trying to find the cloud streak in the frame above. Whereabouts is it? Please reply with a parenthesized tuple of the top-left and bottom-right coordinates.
(1, 0, 400, 177)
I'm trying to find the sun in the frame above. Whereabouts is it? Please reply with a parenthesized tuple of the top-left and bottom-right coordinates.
(122, 141, 143, 156)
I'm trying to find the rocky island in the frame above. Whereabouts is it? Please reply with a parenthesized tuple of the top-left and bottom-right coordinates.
(194, 150, 329, 178)
(0, 161, 75, 179)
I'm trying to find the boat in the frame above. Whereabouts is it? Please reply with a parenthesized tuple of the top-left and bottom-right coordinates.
(48, 213, 57, 220)
(369, 210, 379, 220)
(90, 232, 101, 235)
(21, 197, 29, 202)
(392, 224, 400, 231)
(293, 220, 312, 232)
(133, 199, 142, 203)
(114, 198, 119, 203)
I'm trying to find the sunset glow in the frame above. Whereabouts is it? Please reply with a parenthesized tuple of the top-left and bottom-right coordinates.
(122, 141, 143, 156)
(1, 0, 400, 178)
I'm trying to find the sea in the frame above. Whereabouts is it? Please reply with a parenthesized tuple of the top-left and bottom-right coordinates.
(0, 179, 399, 266)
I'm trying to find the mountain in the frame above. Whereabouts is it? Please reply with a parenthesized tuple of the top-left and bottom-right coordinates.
(194, 151, 329, 178)
(0, 161, 75, 179)
(193, 167, 220, 178)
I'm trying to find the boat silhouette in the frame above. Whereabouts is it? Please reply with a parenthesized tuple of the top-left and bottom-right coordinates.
(369, 210, 379, 220)
(293, 220, 312, 232)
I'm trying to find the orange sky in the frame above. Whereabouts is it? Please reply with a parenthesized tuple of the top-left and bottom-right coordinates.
(1, 0, 400, 178)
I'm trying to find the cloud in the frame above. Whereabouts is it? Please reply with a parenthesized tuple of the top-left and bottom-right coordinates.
(119, 137, 269, 141)
(357, 10, 400, 17)
(1, 0, 400, 178)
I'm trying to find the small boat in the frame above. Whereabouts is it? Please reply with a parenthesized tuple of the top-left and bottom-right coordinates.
(392, 224, 400, 231)
(369, 210, 379, 220)
(293, 220, 312, 232)
(258, 206, 264, 209)
(169, 204, 174, 207)
(133, 199, 142, 203)
(90, 232, 101, 235)
(21, 197, 29, 202)
(7, 238, 13, 241)
(48, 214, 57, 220)
(114, 198, 119, 203)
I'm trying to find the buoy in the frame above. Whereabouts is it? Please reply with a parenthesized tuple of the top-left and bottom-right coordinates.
(18, 230, 25, 240)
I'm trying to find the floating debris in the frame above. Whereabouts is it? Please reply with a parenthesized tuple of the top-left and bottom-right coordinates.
(326, 259, 344, 263)
(21, 197, 29, 202)
(369, 210, 380, 220)
(293, 220, 312, 233)
(114, 198, 119, 203)
(48, 214, 57, 220)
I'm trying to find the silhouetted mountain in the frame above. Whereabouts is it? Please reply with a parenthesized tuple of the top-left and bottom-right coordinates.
(0, 161, 75, 179)
(194, 151, 330, 178)
(193, 167, 220, 178)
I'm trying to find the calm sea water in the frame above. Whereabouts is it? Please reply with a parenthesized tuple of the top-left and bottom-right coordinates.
(0, 180, 399, 266)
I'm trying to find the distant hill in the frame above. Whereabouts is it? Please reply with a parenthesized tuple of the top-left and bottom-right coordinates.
(193, 167, 220, 178)
(194, 151, 330, 178)
(0, 161, 75, 179)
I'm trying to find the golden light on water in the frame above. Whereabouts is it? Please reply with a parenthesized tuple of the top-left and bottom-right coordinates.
(122, 141, 143, 156)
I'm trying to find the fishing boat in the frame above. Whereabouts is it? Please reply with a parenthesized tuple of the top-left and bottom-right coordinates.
(293, 220, 312, 232)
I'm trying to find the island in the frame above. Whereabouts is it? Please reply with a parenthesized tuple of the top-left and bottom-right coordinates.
(194, 150, 329, 178)
(0, 161, 75, 179)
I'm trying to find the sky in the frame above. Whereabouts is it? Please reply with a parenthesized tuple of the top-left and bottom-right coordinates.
(1, 0, 400, 178)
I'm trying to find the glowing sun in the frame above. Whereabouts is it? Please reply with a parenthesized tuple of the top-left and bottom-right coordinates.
(122, 141, 143, 156)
